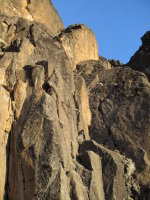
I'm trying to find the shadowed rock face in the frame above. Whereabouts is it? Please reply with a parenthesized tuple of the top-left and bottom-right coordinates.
(75, 61, 150, 194)
(128, 31, 150, 80)
(0, 0, 64, 35)
(0, 2, 150, 200)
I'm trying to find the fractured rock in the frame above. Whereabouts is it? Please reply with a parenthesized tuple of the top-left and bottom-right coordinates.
(0, 0, 64, 35)
(0, 15, 75, 200)
(79, 140, 128, 200)
(0, 15, 81, 200)
(128, 31, 150, 80)
(74, 75, 91, 141)
(75, 60, 150, 197)
(0, 86, 13, 200)
(0, 2, 150, 199)
(99, 56, 112, 69)
(108, 59, 123, 67)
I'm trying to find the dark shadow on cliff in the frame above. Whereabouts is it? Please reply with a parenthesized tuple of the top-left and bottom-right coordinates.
(4, 126, 12, 200)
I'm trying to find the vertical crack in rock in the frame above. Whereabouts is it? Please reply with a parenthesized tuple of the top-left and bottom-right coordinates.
(23, 65, 34, 87)
(20, 163, 26, 191)
(4, 128, 12, 200)
(29, 24, 36, 47)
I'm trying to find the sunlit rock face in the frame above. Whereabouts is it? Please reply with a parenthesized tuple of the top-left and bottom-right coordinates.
(0, 1, 150, 200)
(56, 24, 99, 70)
(0, 0, 64, 35)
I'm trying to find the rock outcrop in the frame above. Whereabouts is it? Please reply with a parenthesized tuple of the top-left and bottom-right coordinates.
(75, 60, 150, 197)
(56, 24, 99, 70)
(0, 1, 150, 200)
(128, 31, 150, 80)
(0, 0, 64, 35)
(109, 59, 123, 67)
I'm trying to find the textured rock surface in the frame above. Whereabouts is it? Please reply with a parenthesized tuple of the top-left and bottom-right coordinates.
(109, 59, 123, 67)
(0, 0, 64, 35)
(75, 60, 150, 198)
(0, 16, 78, 200)
(0, 2, 150, 200)
(128, 31, 150, 80)
(79, 140, 128, 200)
(56, 24, 99, 70)
(99, 56, 112, 69)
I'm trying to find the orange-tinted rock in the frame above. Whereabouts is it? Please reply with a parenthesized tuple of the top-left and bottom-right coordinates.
(0, 0, 64, 35)
(56, 24, 99, 70)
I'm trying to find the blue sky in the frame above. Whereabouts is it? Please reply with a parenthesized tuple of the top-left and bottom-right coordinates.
(52, 0, 150, 63)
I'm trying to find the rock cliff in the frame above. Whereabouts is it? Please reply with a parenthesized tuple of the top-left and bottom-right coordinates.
(0, 0, 63, 35)
(0, 1, 150, 200)
(128, 31, 150, 80)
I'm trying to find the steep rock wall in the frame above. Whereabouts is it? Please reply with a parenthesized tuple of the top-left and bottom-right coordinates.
(75, 60, 150, 197)
(128, 31, 150, 80)
(0, 0, 64, 35)
(0, 2, 150, 200)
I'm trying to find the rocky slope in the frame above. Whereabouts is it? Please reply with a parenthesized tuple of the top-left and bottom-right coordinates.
(0, 1, 150, 200)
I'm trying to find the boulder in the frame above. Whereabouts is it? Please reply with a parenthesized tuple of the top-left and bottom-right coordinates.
(109, 59, 123, 67)
(56, 24, 99, 70)
(99, 56, 112, 69)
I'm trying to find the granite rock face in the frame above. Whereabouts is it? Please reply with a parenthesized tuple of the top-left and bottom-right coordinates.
(0, 2, 150, 200)
(75, 60, 150, 198)
(128, 31, 150, 80)
(56, 24, 99, 70)
(0, 0, 64, 35)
